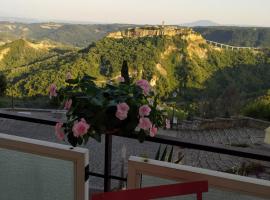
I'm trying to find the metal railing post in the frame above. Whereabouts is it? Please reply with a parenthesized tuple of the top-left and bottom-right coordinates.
(104, 133, 112, 192)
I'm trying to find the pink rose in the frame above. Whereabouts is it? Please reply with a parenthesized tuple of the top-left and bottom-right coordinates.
(139, 105, 151, 117)
(136, 79, 151, 95)
(118, 76, 125, 82)
(115, 102, 129, 120)
(66, 72, 72, 80)
(72, 118, 90, 137)
(49, 84, 57, 98)
(150, 125, 158, 137)
(55, 122, 65, 141)
(115, 111, 128, 120)
(138, 117, 152, 130)
(117, 102, 129, 113)
(166, 119, 171, 129)
(64, 99, 72, 110)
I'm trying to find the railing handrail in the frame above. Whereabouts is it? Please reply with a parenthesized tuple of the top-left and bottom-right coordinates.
(0, 110, 61, 126)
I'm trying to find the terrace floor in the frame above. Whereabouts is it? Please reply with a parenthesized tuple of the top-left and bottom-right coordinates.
(159, 128, 270, 180)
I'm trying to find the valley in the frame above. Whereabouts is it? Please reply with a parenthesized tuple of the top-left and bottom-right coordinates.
(0, 24, 269, 121)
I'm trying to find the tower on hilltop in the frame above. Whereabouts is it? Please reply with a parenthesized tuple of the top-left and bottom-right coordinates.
(161, 21, 165, 36)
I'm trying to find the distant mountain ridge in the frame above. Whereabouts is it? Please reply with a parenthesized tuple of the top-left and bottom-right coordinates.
(180, 20, 220, 27)
(0, 16, 100, 24)
(0, 16, 42, 23)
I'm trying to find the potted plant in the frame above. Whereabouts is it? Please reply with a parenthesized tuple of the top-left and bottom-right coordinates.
(50, 70, 167, 147)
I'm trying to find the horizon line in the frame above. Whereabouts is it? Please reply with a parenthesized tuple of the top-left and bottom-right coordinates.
(0, 15, 270, 28)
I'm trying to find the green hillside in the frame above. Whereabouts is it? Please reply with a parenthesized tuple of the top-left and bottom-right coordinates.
(0, 39, 53, 69)
(0, 22, 133, 47)
(1, 27, 270, 119)
(194, 27, 270, 47)
(0, 38, 76, 69)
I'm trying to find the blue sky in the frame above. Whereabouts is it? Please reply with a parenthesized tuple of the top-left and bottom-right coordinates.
(0, 0, 269, 26)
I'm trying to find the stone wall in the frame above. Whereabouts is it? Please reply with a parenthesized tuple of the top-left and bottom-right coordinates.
(245, 117, 270, 130)
(106, 26, 194, 39)
(174, 117, 270, 131)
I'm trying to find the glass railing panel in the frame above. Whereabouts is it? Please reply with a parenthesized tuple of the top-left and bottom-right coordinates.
(0, 147, 74, 200)
(141, 175, 269, 200)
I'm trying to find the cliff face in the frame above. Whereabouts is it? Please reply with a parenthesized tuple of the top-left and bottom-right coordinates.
(107, 26, 195, 39)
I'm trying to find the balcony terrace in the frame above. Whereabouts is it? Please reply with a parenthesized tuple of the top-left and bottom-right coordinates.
(0, 108, 270, 199)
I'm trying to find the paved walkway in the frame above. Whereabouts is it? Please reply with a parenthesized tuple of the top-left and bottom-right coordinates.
(159, 128, 270, 180)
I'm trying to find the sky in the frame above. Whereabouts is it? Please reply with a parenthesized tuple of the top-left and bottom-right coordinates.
(0, 0, 269, 26)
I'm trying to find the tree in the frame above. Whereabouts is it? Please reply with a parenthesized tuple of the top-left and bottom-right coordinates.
(0, 73, 7, 96)
(121, 60, 130, 84)
(219, 85, 240, 117)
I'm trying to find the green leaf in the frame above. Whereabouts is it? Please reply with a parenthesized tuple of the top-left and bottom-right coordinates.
(67, 133, 78, 147)
(83, 134, 90, 145)
(81, 75, 97, 81)
(66, 78, 79, 85)
(155, 144, 161, 160)
(137, 130, 146, 143)
(168, 146, 174, 162)
(77, 137, 83, 145)
(106, 84, 117, 90)
(160, 145, 168, 161)
(174, 153, 184, 164)
(91, 97, 103, 106)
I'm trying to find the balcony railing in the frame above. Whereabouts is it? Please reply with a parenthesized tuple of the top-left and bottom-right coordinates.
(0, 110, 270, 196)
(128, 156, 270, 199)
